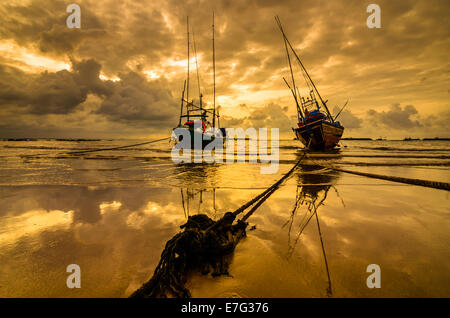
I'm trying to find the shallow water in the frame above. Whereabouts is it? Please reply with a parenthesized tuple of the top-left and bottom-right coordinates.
(0, 139, 449, 297)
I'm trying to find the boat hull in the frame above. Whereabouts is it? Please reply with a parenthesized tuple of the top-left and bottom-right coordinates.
(172, 128, 226, 149)
(293, 120, 344, 150)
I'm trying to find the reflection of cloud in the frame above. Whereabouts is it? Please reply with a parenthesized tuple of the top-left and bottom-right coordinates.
(126, 201, 160, 229)
(0, 209, 73, 247)
(1, 180, 448, 297)
(0, 185, 188, 297)
(126, 201, 188, 229)
(100, 201, 122, 215)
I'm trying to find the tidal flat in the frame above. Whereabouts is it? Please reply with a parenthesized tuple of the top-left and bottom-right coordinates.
(0, 139, 449, 297)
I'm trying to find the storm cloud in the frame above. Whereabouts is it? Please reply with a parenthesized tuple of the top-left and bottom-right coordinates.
(96, 71, 177, 125)
(0, 58, 177, 121)
(332, 106, 363, 129)
(0, 0, 448, 138)
(367, 103, 422, 130)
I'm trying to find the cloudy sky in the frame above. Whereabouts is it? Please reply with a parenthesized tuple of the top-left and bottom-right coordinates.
(0, 0, 448, 139)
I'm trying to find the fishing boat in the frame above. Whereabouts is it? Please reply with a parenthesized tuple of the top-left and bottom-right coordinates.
(276, 16, 345, 151)
(172, 15, 225, 149)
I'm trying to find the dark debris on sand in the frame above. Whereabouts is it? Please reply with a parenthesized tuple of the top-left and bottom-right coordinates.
(130, 212, 248, 298)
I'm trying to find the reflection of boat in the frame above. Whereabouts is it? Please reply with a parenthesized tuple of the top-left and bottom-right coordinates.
(283, 164, 342, 296)
(172, 16, 225, 149)
(174, 161, 219, 218)
(276, 17, 345, 151)
(296, 164, 339, 199)
(180, 188, 217, 219)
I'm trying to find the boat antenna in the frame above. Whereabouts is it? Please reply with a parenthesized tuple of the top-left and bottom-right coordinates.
(179, 80, 186, 126)
(333, 99, 349, 121)
(301, 68, 312, 96)
(191, 27, 202, 108)
(275, 16, 334, 122)
(217, 108, 220, 128)
(212, 12, 216, 128)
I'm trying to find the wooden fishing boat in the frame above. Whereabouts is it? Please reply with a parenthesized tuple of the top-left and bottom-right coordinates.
(293, 95, 344, 150)
(172, 15, 225, 149)
(276, 16, 345, 151)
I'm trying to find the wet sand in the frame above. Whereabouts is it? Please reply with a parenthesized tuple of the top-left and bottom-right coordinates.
(0, 139, 449, 297)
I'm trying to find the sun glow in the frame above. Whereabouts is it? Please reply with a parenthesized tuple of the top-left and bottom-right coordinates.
(163, 56, 201, 69)
(99, 74, 121, 82)
(0, 41, 71, 73)
(144, 70, 161, 79)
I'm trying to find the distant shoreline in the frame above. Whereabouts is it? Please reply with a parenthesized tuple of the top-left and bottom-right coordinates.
(342, 137, 450, 141)
(0, 138, 105, 142)
(341, 137, 373, 140)
(1, 137, 449, 142)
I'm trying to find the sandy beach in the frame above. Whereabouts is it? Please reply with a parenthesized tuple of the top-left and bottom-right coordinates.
(0, 139, 448, 297)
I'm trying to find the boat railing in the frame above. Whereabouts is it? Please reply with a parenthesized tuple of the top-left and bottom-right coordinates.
(301, 98, 319, 113)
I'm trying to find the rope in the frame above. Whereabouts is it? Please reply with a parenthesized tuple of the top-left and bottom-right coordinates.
(301, 147, 450, 191)
(133, 148, 309, 297)
(20, 137, 170, 158)
(232, 144, 311, 220)
(131, 148, 310, 298)
(322, 165, 450, 191)
(65, 137, 170, 155)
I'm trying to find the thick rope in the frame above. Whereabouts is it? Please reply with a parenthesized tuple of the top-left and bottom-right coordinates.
(131, 149, 310, 298)
(65, 137, 170, 155)
(323, 165, 450, 191)
(232, 150, 309, 218)
(20, 137, 170, 158)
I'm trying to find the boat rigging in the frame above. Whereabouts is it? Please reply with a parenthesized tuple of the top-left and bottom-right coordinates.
(172, 14, 225, 148)
(276, 16, 345, 150)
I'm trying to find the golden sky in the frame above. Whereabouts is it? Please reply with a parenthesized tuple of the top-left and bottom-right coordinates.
(0, 0, 448, 139)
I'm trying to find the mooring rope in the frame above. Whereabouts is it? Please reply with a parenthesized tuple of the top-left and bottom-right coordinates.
(20, 137, 171, 158)
(319, 164, 450, 191)
(64, 137, 171, 155)
(232, 149, 309, 219)
(130, 149, 310, 298)
(225, 141, 313, 227)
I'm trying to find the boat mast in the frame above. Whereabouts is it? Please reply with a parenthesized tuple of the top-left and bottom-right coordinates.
(186, 16, 190, 121)
(192, 28, 202, 108)
(275, 16, 334, 122)
(292, 41, 334, 121)
(282, 34, 304, 121)
(212, 12, 216, 128)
